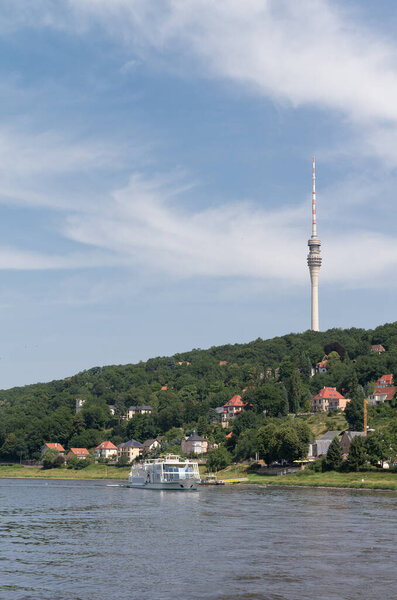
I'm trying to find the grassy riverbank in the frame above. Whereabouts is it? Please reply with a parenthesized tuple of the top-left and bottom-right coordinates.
(0, 463, 130, 480)
(216, 464, 397, 490)
(2, 462, 397, 491)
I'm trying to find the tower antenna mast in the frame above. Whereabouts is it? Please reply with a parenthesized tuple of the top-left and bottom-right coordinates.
(307, 157, 322, 331)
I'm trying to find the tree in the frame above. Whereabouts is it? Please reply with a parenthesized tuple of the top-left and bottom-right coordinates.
(345, 372, 364, 430)
(234, 429, 258, 461)
(347, 436, 367, 471)
(42, 448, 65, 469)
(257, 423, 278, 464)
(275, 424, 308, 463)
(287, 369, 304, 413)
(366, 432, 391, 467)
(327, 351, 341, 369)
(345, 398, 364, 431)
(0, 433, 18, 459)
(205, 446, 232, 472)
(325, 437, 343, 471)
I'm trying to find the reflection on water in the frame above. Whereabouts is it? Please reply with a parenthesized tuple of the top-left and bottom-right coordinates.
(0, 479, 396, 600)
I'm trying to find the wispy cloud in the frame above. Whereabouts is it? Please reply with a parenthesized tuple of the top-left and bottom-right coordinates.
(60, 171, 397, 287)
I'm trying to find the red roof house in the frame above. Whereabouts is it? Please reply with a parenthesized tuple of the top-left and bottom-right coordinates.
(369, 386, 396, 405)
(93, 441, 118, 460)
(66, 448, 90, 460)
(310, 387, 350, 412)
(315, 359, 328, 373)
(41, 442, 65, 456)
(375, 374, 393, 388)
(370, 344, 386, 354)
(222, 395, 246, 419)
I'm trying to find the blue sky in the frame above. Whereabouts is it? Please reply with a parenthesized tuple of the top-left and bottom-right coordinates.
(0, 0, 396, 387)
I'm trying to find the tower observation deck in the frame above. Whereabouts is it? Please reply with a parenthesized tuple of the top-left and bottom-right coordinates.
(307, 157, 322, 331)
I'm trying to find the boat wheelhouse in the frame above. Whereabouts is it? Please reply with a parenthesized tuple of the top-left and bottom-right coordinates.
(128, 454, 200, 490)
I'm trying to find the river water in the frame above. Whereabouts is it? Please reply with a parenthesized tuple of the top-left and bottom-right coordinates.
(0, 479, 396, 600)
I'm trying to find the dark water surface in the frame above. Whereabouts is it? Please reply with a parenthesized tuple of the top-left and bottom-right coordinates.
(0, 479, 396, 600)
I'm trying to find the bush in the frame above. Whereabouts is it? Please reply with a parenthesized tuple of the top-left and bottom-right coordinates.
(116, 455, 130, 468)
(42, 449, 65, 470)
(67, 457, 91, 470)
(206, 446, 232, 472)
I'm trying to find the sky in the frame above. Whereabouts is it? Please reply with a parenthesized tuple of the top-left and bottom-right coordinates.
(0, 0, 396, 388)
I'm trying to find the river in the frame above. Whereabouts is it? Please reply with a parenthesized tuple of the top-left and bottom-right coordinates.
(0, 479, 396, 600)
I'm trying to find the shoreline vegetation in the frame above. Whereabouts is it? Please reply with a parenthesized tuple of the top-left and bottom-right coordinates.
(2, 462, 397, 491)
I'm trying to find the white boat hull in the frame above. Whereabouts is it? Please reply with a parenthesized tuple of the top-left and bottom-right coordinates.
(128, 478, 198, 491)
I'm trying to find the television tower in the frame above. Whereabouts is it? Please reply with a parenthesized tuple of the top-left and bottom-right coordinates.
(307, 157, 322, 331)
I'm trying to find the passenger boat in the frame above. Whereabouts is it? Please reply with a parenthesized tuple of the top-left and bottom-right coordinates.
(127, 454, 200, 490)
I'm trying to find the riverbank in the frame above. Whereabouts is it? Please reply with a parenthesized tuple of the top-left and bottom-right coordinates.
(216, 464, 397, 490)
(0, 463, 130, 480)
(2, 462, 397, 490)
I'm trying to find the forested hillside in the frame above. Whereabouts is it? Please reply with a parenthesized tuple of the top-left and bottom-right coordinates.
(1, 322, 397, 461)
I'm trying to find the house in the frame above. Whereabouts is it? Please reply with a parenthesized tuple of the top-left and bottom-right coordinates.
(126, 405, 153, 419)
(219, 361, 228, 366)
(370, 344, 386, 354)
(181, 432, 208, 455)
(108, 405, 116, 416)
(161, 386, 168, 391)
(310, 387, 350, 412)
(308, 431, 339, 458)
(66, 448, 90, 460)
(117, 439, 143, 462)
(375, 374, 393, 388)
(142, 438, 161, 454)
(41, 443, 65, 456)
(369, 386, 396, 406)
(93, 441, 118, 460)
(223, 395, 246, 419)
(75, 398, 86, 414)
(315, 358, 328, 374)
(339, 431, 365, 455)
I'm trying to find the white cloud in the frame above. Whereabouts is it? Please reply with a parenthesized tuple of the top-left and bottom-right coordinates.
(0, 247, 121, 271)
(59, 1, 397, 125)
(62, 171, 397, 287)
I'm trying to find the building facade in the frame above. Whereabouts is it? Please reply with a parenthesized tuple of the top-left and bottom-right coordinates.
(181, 433, 208, 455)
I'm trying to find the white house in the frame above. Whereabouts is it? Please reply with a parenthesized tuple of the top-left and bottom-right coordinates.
(142, 438, 161, 454)
(94, 441, 118, 460)
(126, 406, 153, 419)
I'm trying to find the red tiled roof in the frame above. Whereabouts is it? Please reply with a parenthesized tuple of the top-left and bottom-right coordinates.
(95, 441, 117, 450)
(68, 448, 90, 455)
(226, 432, 233, 438)
(376, 374, 393, 386)
(224, 394, 244, 407)
(372, 386, 396, 401)
(312, 387, 345, 401)
(161, 385, 168, 391)
(44, 443, 65, 452)
(316, 360, 328, 368)
(371, 344, 386, 352)
(219, 361, 228, 366)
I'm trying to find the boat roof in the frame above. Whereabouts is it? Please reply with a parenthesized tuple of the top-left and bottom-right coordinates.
(143, 454, 198, 464)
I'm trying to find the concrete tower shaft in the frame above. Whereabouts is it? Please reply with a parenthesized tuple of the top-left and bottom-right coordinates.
(307, 157, 322, 331)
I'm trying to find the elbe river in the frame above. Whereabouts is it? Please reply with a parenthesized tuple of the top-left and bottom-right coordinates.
(0, 478, 396, 600)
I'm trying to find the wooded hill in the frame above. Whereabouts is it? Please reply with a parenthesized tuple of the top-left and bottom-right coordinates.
(1, 321, 397, 461)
